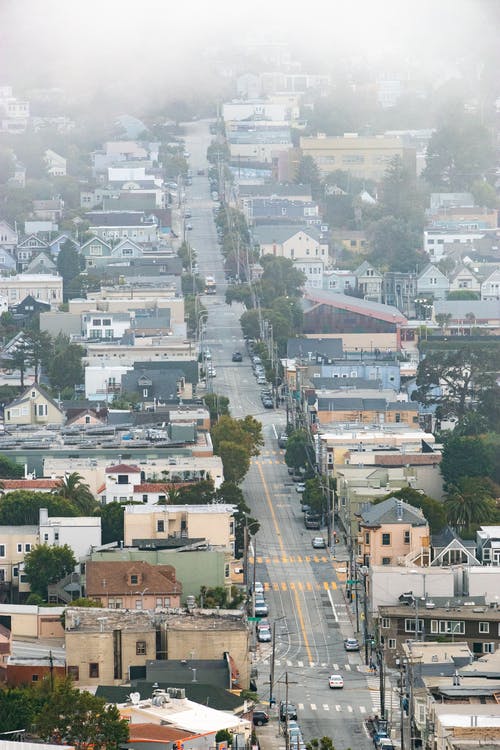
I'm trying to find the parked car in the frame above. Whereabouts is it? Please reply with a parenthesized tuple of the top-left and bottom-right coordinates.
(295, 482, 305, 493)
(257, 625, 272, 643)
(257, 618, 270, 631)
(328, 674, 344, 689)
(255, 602, 269, 616)
(278, 433, 288, 448)
(253, 709, 269, 726)
(344, 637, 360, 651)
(252, 581, 264, 595)
(279, 701, 298, 721)
(312, 536, 326, 549)
(262, 397, 274, 409)
(257, 376, 267, 385)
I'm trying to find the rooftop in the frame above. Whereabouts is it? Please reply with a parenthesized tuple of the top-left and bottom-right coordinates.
(65, 607, 247, 634)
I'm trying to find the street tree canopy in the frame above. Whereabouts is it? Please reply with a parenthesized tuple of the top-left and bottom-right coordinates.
(24, 544, 76, 599)
(285, 429, 315, 473)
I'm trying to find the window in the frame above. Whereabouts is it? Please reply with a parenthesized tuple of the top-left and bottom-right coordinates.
(156, 597, 163, 607)
(157, 520, 165, 532)
(13, 567, 18, 577)
(164, 597, 170, 607)
(388, 638, 396, 649)
(431, 620, 438, 634)
(483, 643, 495, 653)
(143, 388, 148, 397)
(17, 543, 22, 553)
(439, 620, 465, 634)
(381, 618, 390, 629)
(25, 543, 31, 552)
(405, 618, 424, 633)
(32, 674, 39, 682)
(135, 599, 142, 609)
(89, 663, 99, 678)
(479, 622, 490, 634)
(136, 641, 146, 655)
(44, 533, 49, 541)
(37, 404, 47, 417)
(382, 557, 391, 565)
(365, 532, 370, 545)
(382, 533, 391, 546)
(68, 666, 79, 680)
(404, 530, 410, 544)
(142, 494, 148, 503)
(130, 574, 138, 585)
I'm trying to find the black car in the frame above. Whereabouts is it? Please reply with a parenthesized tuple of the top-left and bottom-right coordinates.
(279, 701, 298, 721)
(232, 351, 243, 362)
(253, 710, 270, 726)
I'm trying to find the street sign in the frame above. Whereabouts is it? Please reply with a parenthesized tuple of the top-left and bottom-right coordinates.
(248, 617, 260, 622)
(347, 580, 360, 585)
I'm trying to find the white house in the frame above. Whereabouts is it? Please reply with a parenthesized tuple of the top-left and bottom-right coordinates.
(84, 364, 132, 401)
(323, 269, 357, 294)
(0, 220, 18, 249)
(354, 261, 383, 303)
(448, 265, 481, 295)
(293, 258, 324, 289)
(252, 225, 328, 262)
(81, 311, 132, 341)
(44, 149, 67, 177)
(424, 229, 485, 262)
(38, 507, 101, 559)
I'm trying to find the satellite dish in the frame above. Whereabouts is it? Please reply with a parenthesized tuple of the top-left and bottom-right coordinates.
(130, 692, 141, 705)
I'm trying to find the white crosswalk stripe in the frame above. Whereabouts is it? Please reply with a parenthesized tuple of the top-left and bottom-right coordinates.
(298, 703, 304, 711)
(336, 705, 342, 712)
(347, 705, 353, 712)
(323, 704, 329, 711)
(333, 663, 339, 670)
(345, 664, 351, 671)
(360, 706, 366, 714)
(310, 703, 317, 711)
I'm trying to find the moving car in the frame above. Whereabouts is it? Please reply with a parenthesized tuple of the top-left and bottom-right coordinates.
(304, 512, 321, 529)
(344, 637, 360, 651)
(278, 433, 288, 448)
(312, 536, 326, 549)
(253, 709, 269, 726)
(186, 223, 193, 230)
(328, 674, 344, 689)
(232, 351, 243, 362)
(207, 365, 216, 378)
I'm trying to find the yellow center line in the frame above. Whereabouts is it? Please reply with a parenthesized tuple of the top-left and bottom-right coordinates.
(292, 587, 313, 664)
(257, 463, 285, 555)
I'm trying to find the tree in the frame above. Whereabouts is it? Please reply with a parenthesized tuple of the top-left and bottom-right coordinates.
(423, 114, 495, 191)
(378, 155, 425, 228)
(0, 687, 36, 733)
(470, 178, 498, 209)
(367, 216, 421, 272)
(96, 501, 124, 545)
(170, 479, 215, 505)
(48, 335, 84, 391)
(57, 241, 83, 301)
(445, 477, 496, 532)
(34, 678, 129, 750)
(211, 415, 263, 458)
(440, 435, 496, 486)
(435, 313, 452, 333)
(414, 343, 500, 419)
(24, 330, 53, 383)
(285, 430, 315, 474)
(294, 155, 322, 199)
(2, 337, 32, 388)
(217, 441, 251, 484)
(24, 544, 76, 599)
(240, 309, 261, 340)
(303, 478, 325, 514)
(0, 454, 24, 478)
(0, 146, 15, 183)
(258, 256, 306, 307)
(0, 491, 78, 525)
(447, 290, 480, 301)
(203, 393, 230, 423)
(55, 472, 96, 514)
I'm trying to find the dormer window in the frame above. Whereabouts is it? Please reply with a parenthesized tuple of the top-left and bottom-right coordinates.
(130, 574, 139, 585)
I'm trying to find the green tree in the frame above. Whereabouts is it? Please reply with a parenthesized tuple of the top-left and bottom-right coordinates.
(24, 330, 53, 383)
(0, 491, 78, 525)
(215, 729, 233, 746)
(211, 415, 263, 458)
(294, 155, 322, 199)
(48, 335, 84, 392)
(440, 435, 496, 486)
(259, 256, 306, 307)
(169, 479, 215, 505)
(378, 155, 425, 227)
(57, 240, 83, 301)
(367, 216, 421, 272)
(226, 284, 254, 308)
(203, 393, 230, 423)
(240, 309, 261, 340)
(34, 677, 129, 750)
(24, 544, 76, 599)
(470, 178, 498, 209)
(96, 501, 124, 545)
(55, 472, 96, 514)
(217, 441, 251, 484)
(0, 687, 36, 733)
(423, 114, 495, 191)
(2, 337, 32, 388)
(303, 477, 325, 514)
(0, 454, 24, 478)
(414, 343, 500, 419)
(285, 430, 315, 473)
(445, 477, 496, 532)
(446, 290, 480, 301)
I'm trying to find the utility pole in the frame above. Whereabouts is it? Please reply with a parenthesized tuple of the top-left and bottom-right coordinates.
(361, 566, 369, 665)
(399, 659, 406, 750)
(284, 672, 290, 750)
(377, 641, 386, 720)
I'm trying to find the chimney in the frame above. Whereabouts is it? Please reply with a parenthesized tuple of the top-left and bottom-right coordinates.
(39, 507, 49, 525)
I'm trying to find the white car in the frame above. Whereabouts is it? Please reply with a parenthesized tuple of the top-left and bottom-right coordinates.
(253, 581, 264, 596)
(257, 626, 272, 643)
(329, 674, 344, 689)
(295, 483, 305, 493)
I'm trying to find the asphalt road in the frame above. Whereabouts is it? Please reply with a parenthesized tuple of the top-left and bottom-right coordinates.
(180, 121, 394, 750)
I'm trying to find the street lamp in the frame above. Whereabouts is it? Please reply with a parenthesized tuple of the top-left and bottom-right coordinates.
(134, 588, 149, 610)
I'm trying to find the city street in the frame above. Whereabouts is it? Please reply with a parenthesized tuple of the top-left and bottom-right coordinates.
(181, 121, 394, 750)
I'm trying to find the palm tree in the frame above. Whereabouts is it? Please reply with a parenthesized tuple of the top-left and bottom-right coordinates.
(55, 472, 96, 514)
(435, 312, 452, 335)
(465, 311, 476, 334)
(445, 478, 495, 532)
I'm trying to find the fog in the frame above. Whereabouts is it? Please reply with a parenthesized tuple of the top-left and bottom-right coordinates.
(0, 0, 498, 113)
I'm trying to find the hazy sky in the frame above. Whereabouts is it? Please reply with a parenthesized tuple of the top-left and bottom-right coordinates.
(0, 0, 496, 108)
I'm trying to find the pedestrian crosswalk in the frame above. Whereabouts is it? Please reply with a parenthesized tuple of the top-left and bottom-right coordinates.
(295, 701, 372, 717)
(250, 555, 336, 565)
(249, 579, 338, 591)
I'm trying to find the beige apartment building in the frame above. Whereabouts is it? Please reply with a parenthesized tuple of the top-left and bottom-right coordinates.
(64, 606, 250, 687)
(0, 273, 63, 308)
(300, 133, 416, 180)
(84, 338, 196, 366)
(357, 496, 430, 567)
(123, 504, 236, 552)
